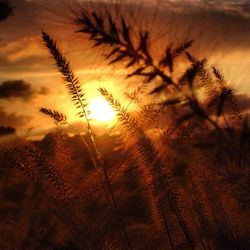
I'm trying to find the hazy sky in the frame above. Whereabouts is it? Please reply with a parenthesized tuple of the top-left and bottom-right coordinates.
(0, 0, 250, 135)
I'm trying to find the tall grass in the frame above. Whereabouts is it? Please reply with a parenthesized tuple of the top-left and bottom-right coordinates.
(1, 4, 249, 250)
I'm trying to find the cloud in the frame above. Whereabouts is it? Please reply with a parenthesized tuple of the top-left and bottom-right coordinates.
(0, 80, 34, 99)
(0, 106, 31, 128)
(0, 79, 49, 100)
(0, 126, 16, 137)
(38, 86, 50, 95)
(155, 1, 250, 18)
(0, 36, 45, 63)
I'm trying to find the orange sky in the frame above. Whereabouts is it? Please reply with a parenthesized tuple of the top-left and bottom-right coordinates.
(0, 0, 250, 137)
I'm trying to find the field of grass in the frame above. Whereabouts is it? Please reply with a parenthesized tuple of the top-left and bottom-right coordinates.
(0, 1, 249, 249)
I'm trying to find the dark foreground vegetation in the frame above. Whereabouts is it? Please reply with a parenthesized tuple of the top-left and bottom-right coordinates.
(0, 2, 249, 249)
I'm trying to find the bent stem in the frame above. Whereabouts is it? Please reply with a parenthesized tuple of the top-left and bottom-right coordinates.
(42, 31, 132, 249)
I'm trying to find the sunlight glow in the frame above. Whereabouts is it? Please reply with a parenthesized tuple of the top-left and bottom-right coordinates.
(88, 97, 116, 123)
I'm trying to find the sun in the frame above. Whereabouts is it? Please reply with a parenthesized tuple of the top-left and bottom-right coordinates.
(88, 97, 116, 123)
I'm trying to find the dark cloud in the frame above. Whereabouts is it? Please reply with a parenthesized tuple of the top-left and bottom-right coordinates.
(0, 80, 34, 99)
(152, 4, 250, 53)
(0, 126, 15, 136)
(159, 1, 250, 18)
(0, 106, 31, 128)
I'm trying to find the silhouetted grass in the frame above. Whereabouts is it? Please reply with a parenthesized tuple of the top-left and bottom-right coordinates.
(0, 4, 249, 250)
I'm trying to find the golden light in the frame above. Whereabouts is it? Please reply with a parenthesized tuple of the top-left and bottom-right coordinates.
(88, 97, 116, 123)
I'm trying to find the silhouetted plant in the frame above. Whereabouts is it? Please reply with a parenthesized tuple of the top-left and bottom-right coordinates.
(1, 4, 249, 250)
(42, 32, 133, 249)
(40, 108, 67, 124)
(100, 87, 196, 249)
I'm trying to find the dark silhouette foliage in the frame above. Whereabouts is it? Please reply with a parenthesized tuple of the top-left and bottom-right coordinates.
(0, 4, 249, 250)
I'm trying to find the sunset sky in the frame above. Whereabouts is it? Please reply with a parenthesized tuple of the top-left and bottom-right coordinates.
(0, 0, 250, 137)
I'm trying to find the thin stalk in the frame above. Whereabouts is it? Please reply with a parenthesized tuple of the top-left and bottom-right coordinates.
(189, 173, 210, 250)
(42, 31, 132, 249)
(81, 111, 133, 250)
(101, 87, 194, 249)
(159, 201, 175, 250)
(102, 163, 133, 250)
(169, 197, 194, 250)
